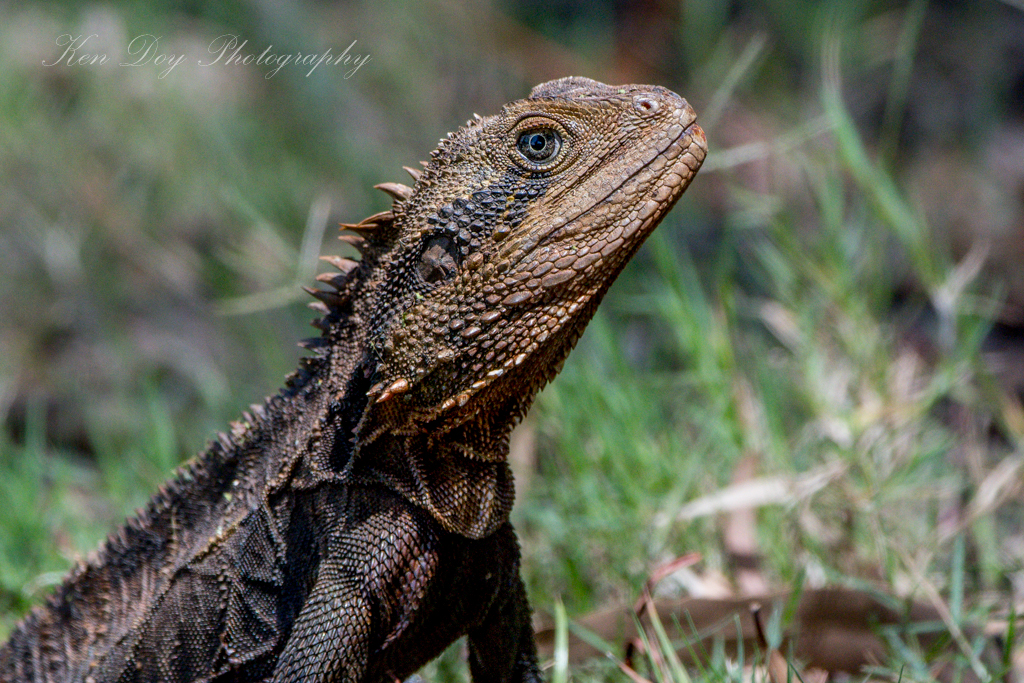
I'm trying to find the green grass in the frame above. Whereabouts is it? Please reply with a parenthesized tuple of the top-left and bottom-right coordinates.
(1, 1, 1022, 680)
(515, 35, 1021, 677)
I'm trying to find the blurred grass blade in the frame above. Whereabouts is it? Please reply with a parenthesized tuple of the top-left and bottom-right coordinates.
(702, 32, 768, 130)
(700, 115, 832, 173)
(880, 0, 928, 162)
(645, 598, 691, 683)
(822, 79, 938, 286)
(1003, 602, 1017, 678)
(950, 533, 965, 625)
(552, 598, 569, 683)
(567, 620, 619, 659)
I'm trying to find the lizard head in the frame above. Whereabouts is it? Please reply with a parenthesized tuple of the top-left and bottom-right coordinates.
(350, 77, 706, 449)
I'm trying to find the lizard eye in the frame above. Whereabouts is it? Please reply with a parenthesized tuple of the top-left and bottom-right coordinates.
(418, 235, 460, 284)
(516, 129, 561, 163)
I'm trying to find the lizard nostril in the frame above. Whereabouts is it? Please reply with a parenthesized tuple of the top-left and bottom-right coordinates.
(633, 95, 660, 114)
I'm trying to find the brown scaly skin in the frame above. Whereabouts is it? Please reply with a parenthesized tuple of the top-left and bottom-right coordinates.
(0, 77, 706, 682)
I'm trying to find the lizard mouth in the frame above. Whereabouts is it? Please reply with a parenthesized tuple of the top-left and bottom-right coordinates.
(507, 114, 707, 276)
(549, 119, 705, 239)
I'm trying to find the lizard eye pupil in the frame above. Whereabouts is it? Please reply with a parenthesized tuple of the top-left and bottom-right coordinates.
(516, 129, 561, 163)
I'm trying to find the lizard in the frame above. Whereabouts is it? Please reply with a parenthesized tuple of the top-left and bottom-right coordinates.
(0, 76, 707, 683)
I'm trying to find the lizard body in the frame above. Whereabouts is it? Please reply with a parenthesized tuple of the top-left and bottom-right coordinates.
(0, 77, 706, 683)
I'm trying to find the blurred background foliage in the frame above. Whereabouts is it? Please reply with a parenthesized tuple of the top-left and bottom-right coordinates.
(2, 0, 1024, 679)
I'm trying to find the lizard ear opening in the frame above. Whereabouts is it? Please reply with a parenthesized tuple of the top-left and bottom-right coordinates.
(418, 235, 461, 284)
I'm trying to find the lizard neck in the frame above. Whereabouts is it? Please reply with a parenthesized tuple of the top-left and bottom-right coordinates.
(296, 340, 518, 539)
(330, 291, 604, 539)
(352, 431, 515, 539)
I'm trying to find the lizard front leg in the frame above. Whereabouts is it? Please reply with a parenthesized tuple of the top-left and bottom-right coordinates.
(271, 498, 441, 683)
(271, 562, 373, 683)
(466, 530, 542, 683)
